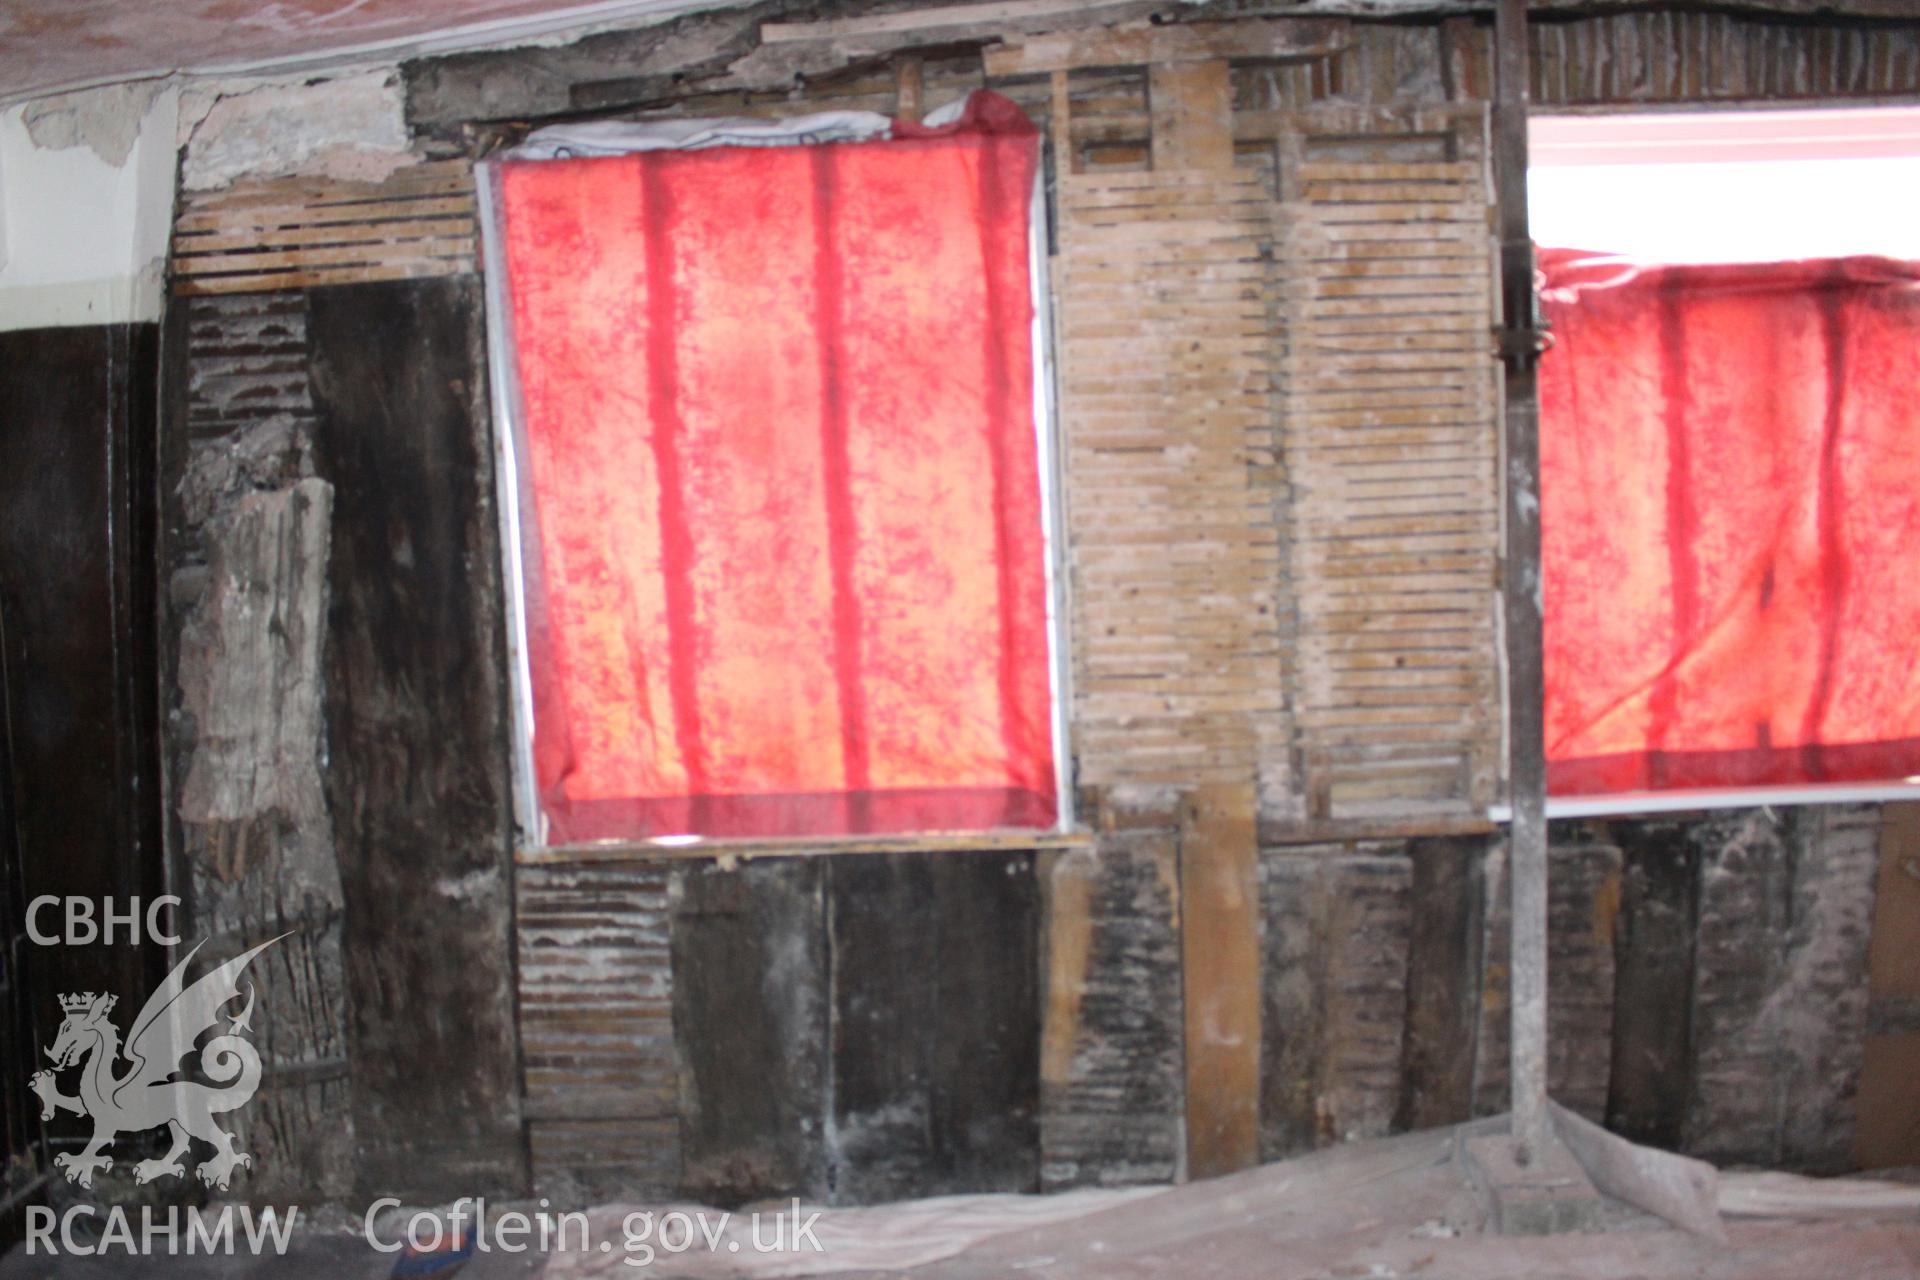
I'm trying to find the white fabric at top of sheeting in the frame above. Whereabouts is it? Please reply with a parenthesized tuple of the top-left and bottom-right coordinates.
(508, 110, 893, 159)
(504, 92, 989, 159)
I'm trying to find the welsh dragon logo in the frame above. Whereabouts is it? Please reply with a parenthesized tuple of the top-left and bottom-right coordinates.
(30, 936, 282, 1191)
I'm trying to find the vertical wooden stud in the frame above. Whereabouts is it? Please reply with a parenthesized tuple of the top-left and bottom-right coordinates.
(1856, 803, 1920, 1169)
(1441, 15, 1484, 100)
(1180, 781, 1261, 1178)
(1040, 847, 1097, 1094)
(1049, 69, 1072, 175)
(895, 55, 925, 124)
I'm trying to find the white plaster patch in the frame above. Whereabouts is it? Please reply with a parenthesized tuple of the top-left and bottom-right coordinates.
(434, 867, 501, 903)
(1509, 457, 1540, 522)
(182, 69, 418, 190)
(0, 85, 178, 328)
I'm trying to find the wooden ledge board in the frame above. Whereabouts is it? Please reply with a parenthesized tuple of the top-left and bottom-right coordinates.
(984, 18, 1347, 76)
(518, 828, 1094, 865)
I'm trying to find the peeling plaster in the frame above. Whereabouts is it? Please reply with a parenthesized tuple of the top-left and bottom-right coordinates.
(21, 80, 167, 166)
(181, 68, 418, 190)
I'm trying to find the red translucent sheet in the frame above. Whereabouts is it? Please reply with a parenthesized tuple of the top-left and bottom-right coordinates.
(497, 94, 1055, 840)
(1539, 251, 1920, 795)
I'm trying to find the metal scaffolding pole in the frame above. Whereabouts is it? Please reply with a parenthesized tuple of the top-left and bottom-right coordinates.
(1493, 0, 1551, 1168)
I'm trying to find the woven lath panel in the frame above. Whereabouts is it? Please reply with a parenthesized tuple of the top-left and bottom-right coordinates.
(1274, 109, 1500, 823)
(171, 159, 476, 295)
(1058, 167, 1289, 796)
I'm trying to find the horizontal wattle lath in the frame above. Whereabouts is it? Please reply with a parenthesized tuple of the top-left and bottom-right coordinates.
(170, 160, 477, 295)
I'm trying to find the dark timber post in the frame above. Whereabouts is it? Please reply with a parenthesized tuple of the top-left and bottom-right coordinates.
(1493, 0, 1551, 1167)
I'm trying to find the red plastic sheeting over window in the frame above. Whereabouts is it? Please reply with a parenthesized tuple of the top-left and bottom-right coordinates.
(495, 94, 1055, 842)
(1540, 252, 1920, 796)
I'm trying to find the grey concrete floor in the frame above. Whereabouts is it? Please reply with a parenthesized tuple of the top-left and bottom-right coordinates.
(7, 1130, 1919, 1279)
(1, 1229, 549, 1279)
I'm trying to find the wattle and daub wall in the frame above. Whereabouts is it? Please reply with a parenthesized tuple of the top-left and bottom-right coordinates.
(14, 0, 1916, 1208)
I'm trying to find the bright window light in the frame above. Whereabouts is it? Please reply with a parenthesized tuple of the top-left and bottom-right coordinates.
(1529, 107, 1920, 264)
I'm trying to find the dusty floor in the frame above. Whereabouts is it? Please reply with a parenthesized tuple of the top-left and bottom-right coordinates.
(5, 1129, 1918, 1278)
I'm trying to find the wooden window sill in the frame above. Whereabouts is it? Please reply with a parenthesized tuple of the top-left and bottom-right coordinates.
(516, 828, 1094, 866)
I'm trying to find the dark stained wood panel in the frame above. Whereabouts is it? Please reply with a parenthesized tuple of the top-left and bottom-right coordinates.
(1766, 806, 1881, 1172)
(1681, 805, 1879, 1172)
(1396, 834, 1489, 1134)
(1039, 833, 1184, 1190)
(0, 322, 163, 1074)
(306, 275, 525, 1199)
(1261, 846, 1412, 1159)
(1605, 820, 1702, 1152)
(826, 850, 1041, 1203)
(672, 858, 826, 1205)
